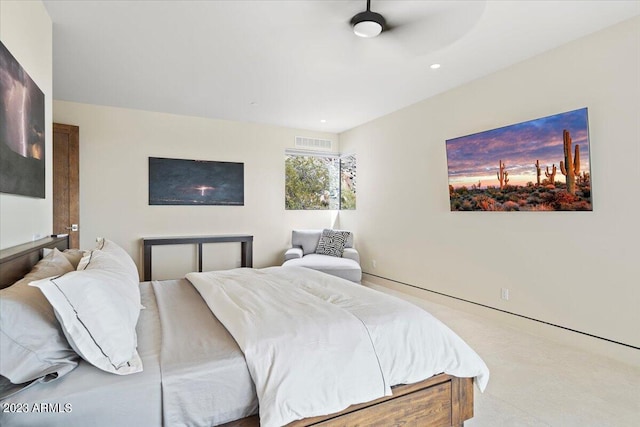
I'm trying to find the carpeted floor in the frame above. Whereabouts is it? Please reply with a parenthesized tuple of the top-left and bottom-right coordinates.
(365, 282, 640, 427)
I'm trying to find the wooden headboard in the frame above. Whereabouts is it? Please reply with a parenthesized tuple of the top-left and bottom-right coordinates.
(0, 236, 70, 289)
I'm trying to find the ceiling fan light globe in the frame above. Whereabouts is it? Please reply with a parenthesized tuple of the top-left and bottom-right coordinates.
(353, 20, 383, 38)
(350, 9, 386, 38)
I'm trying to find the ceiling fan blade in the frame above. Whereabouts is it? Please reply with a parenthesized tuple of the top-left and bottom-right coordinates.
(382, 1, 486, 56)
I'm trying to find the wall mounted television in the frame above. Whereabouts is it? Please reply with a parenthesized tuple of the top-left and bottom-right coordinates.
(149, 157, 244, 206)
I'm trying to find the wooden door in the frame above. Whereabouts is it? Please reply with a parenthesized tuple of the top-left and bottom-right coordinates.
(53, 123, 80, 248)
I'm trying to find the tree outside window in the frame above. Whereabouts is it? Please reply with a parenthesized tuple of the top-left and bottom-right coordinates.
(285, 152, 356, 210)
(339, 154, 356, 210)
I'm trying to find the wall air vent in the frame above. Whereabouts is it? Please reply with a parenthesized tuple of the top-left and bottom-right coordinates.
(295, 136, 333, 151)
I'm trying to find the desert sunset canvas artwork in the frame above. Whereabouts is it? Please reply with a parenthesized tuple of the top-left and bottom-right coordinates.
(446, 108, 592, 211)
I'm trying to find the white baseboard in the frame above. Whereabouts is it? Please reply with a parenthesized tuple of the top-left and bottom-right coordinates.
(363, 273, 640, 368)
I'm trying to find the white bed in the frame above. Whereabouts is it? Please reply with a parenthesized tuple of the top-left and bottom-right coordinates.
(0, 238, 489, 427)
(0, 279, 259, 427)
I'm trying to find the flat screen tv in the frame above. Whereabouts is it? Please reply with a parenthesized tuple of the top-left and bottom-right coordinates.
(149, 157, 244, 206)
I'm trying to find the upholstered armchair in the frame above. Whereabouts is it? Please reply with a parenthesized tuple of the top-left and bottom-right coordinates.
(282, 229, 362, 282)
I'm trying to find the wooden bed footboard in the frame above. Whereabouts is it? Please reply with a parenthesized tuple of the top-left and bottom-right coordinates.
(220, 374, 474, 427)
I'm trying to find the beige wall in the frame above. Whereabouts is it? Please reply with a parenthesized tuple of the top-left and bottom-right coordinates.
(10, 1, 635, 351)
(0, 1, 53, 249)
(339, 17, 640, 349)
(53, 101, 340, 279)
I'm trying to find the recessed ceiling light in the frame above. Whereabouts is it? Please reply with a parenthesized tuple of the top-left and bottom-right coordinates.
(320, 119, 327, 123)
(430, 63, 441, 70)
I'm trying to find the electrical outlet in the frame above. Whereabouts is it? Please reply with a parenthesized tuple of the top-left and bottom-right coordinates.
(372, 260, 377, 269)
(501, 288, 510, 301)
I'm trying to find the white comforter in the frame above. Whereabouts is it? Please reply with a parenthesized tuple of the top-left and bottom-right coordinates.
(187, 266, 489, 427)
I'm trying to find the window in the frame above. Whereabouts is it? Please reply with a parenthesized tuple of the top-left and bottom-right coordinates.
(285, 150, 356, 210)
(340, 154, 356, 210)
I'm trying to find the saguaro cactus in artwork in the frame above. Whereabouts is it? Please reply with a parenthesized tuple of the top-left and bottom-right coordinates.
(579, 171, 590, 184)
(534, 160, 541, 185)
(545, 164, 557, 185)
(559, 129, 580, 195)
(497, 160, 507, 189)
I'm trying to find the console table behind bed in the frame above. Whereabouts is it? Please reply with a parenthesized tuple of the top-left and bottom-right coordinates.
(0, 235, 476, 426)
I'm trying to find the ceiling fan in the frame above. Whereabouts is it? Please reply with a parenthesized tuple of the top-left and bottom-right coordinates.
(350, 0, 386, 38)
(346, 0, 487, 56)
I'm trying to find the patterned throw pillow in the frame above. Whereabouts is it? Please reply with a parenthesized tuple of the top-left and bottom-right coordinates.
(315, 229, 351, 257)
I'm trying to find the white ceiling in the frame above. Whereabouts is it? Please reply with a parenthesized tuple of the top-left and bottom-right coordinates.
(43, 1, 640, 133)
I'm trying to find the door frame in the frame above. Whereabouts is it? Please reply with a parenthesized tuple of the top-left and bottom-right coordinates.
(53, 123, 80, 248)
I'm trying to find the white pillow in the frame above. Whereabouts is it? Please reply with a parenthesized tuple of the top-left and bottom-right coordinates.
(93, 238, 139, 279)
(43, 247, 86, 269)
(30, 241, 142, 375)
(0, 249, 79, 394)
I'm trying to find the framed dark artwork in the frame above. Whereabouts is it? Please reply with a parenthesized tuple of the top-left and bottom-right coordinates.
(446, 108, 592, 211)
(0, 41, 46, 198)
(149, 157, 244, 206)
